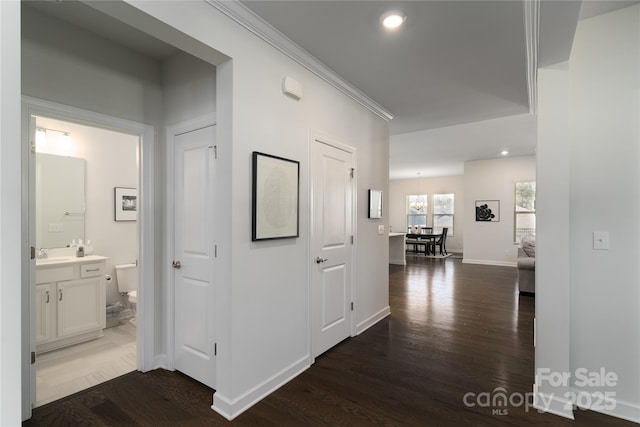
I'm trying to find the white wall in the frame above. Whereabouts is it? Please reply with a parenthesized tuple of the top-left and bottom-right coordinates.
(14, 0, 391, 421)
(162, 52, 217, 127)
(536, 63, 573, 417)
(389, 176, 464, 252)
(1, 1, 23, 423)
(119, 1, 389, 419)
(35, 117, 139, 308)
(568, 5, 640, 421)
(463, 155, 536, 266)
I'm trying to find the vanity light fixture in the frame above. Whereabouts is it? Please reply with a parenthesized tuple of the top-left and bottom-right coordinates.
(36, 127, 73, 153)
(381, 10, 407, 30)
(501, 150, 509, 156)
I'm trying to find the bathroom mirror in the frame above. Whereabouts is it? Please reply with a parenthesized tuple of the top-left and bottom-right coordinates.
(36, 153, 86, 248)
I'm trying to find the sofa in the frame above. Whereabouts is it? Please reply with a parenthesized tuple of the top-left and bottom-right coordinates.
(517, 234, 535, 295)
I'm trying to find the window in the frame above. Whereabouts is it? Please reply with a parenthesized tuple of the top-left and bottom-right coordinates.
(433, 194, 454, 235)
(515, 182, 536, 242)
(407, 194, 427, 230)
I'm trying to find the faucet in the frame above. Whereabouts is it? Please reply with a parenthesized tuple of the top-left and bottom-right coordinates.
(37, 248, 48, 259)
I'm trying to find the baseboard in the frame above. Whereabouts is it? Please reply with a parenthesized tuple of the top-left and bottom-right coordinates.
(356, 305, 390, 335)
(389, 259, 406, 265)
(462, 258, 517, 268)
(571, 389, 640, 424)
(212, 355, 310, 420)
(534, 391, 575, 419)
(152, 354, 169, 370)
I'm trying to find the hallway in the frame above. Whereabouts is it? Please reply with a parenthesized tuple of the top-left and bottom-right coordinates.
(25, 258, 635, 426)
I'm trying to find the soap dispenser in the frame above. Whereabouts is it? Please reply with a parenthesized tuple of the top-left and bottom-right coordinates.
(85, 240, 93, 256)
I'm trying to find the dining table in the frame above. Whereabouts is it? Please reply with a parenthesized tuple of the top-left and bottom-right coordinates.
(405, 232, 442, 256)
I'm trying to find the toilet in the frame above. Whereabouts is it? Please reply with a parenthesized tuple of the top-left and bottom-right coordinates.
(115, 263, 138, 321)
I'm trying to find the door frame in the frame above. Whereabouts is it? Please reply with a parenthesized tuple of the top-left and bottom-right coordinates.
(21, 96, 155, 418)
(308, 130, 358, 361)
(164, 114, 216, 370)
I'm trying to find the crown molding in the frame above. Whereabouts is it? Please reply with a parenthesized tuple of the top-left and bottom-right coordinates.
(523, 0, 539, 115)
(204, 0, 394, 122)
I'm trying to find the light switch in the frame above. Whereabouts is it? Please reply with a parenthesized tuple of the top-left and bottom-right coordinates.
(378, 225, 385, 235)
(593, 231, 609, 250)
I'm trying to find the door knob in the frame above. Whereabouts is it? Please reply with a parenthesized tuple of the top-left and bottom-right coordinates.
(315, 256, 328, 264)
(172, 260, 182, 270)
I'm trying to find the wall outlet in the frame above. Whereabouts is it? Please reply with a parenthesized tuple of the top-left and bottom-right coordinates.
(48, 223, 64, 233)
(377, 225, 385, 235)
(593, 231, 609, 250)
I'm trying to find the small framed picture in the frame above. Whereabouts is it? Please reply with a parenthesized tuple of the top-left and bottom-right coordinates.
(368, 189, 383, 219)
(114, 187, 137, 221)
(475, 200, 500, 222)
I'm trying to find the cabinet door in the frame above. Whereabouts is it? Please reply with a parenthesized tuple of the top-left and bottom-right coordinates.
(57, 277, 104, 338)
(35, 283, 55, 344)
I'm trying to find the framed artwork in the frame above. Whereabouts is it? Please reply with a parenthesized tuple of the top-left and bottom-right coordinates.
(114, 187, 137, 221)
(252, 152, 300, 241)
(475, 200, 499, 222)
(368, 189, 383, 219)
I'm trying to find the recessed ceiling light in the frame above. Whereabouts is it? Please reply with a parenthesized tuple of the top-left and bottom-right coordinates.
(381, 10, 407, 30)
(501, 150, 509, 156)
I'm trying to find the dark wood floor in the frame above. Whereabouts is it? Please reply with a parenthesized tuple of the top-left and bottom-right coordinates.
(25, 256, 637, 426)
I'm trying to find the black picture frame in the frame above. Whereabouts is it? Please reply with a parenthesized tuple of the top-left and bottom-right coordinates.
(114, 187, 137, 221)
(252, 152, 300, 241)
(475, 200, 500, 222)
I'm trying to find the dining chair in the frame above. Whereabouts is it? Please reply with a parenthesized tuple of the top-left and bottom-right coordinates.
(427, 227, 448, 256)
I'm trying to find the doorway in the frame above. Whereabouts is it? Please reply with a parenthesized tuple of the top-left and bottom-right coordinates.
(23, 97, 155, 415)
(310, 134, 356, 358)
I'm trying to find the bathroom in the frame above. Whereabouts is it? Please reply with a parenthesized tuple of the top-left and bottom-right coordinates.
(34, 115, 139, 406)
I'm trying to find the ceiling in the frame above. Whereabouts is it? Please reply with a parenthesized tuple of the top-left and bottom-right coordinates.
(25, 0, 639, 179)
(242, 0, 535, 136)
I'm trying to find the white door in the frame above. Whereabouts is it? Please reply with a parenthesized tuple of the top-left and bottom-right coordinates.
(311, 139, 354, 358)
(173, 125, 216, 389)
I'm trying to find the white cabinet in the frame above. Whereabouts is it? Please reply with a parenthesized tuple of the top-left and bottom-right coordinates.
(35, 257, 107, 354)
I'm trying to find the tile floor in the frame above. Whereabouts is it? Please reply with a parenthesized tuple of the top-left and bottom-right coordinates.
(35, 321, 137, 407)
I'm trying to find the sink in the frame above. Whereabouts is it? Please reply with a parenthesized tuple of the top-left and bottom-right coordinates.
(36, 256, 77, 265)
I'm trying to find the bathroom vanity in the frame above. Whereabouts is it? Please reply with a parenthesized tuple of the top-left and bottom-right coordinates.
(35, 255, 108, 354)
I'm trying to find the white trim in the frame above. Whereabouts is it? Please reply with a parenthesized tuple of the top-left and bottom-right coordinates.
(570, 388, 640, 424)
(462, 259, 517, 268)
(153, 354, 170, 370)
(21, 97, 156, 412)
(205, 0, 393, 122)
(356, 306, 390, 335)
(534, 391, 575, 420)
(212, 355, 310, 420)
(389, 259, 406, 266)
(523, 0, 540, 114)
(164, 114, 217, 372)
